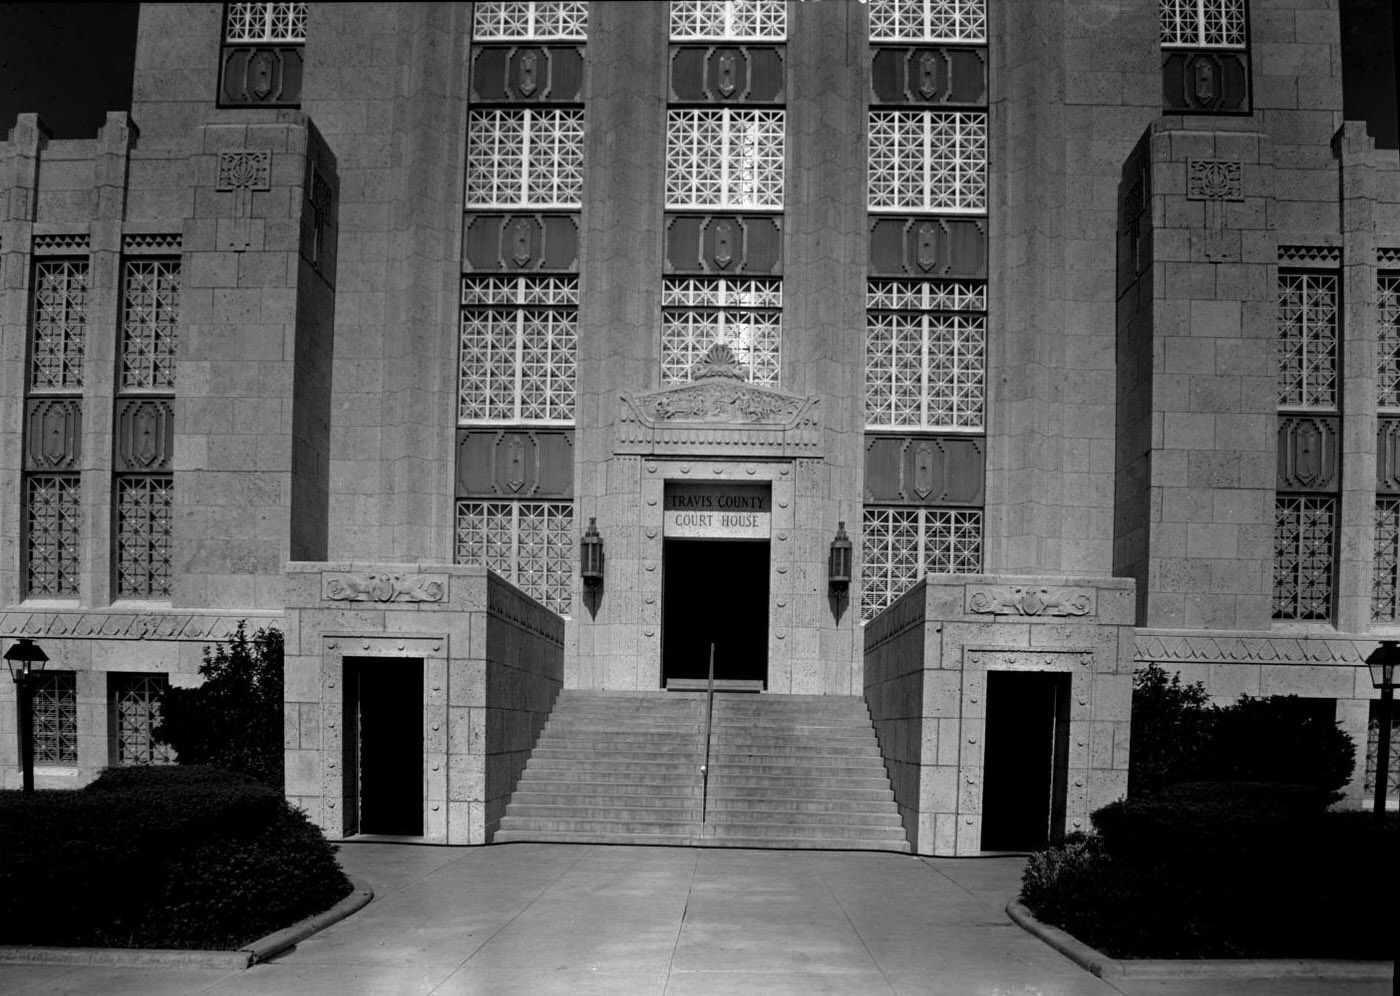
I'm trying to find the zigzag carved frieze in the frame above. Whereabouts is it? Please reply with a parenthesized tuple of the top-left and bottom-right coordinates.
(0, 611, 282, 641)
(1134, 631, 1375, 666)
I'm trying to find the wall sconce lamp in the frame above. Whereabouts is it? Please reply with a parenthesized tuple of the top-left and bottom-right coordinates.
(828, 521, 852, 593)
(580, 517, 605, 590)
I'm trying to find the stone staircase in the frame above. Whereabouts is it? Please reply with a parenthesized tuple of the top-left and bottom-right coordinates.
(494, 690, 909, 851)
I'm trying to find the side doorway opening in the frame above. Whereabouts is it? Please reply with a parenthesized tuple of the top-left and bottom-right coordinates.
(342, 657, 424, 836)
(980, 670, 1071, 851)
(662, 539, 769, 688)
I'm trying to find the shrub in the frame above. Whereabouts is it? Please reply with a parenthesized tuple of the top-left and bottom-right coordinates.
(0, 766, 350, 949)
(1127, 663, 1210, 796)
(155, 623, 284, 788)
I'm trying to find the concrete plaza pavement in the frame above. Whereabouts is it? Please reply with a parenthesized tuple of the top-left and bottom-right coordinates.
(0, 842, 1389, 996)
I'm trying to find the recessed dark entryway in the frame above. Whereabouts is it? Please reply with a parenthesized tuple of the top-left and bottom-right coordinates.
(662, 539, 769, 687)
(343, 657, 424, 836)
(980, 670, 1071, 851)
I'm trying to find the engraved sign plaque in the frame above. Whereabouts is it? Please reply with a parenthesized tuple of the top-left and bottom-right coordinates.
(663, 483, 771, 539)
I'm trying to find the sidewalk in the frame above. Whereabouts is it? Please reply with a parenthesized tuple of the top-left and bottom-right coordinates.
(0, 842, 1389, 995)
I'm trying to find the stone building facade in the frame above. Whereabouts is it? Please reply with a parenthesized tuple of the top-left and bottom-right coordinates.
(0, 0, 1395, 854)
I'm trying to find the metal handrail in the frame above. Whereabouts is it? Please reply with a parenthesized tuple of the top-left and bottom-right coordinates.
(700, 642, 715, 834)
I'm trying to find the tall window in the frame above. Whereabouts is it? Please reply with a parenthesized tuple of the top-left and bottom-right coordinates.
(1159, 0, 1251, 113)
(1376, 275, 1400, 620)
(1158, 0, 1246, 48)
(31, 259, 87, 391)
(1274, 269, 1338, 621)
(110, 674, 175, 765)
(664, 110, 785, 211)
(862, 1, 988, 619)
(662, 278, 781, 386)
(32, 671, 77, 766)
(457, 2, 587, 615)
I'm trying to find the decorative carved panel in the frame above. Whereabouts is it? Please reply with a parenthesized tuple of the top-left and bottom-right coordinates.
(456, 428, 574, 499)
(219, 45, 304, 107)
(122, 233, 182, 254)
(1161, 50, 1250, 114)
(864, 434, 984, 506)
(215, 150, 273, 191)
(32, 233, 91, 254)
(1277, 245, 1341, 266)
(1135, 630, 1374, 666)
(114, 398, 174, 472)
(966, 586, 1094, 617)
(1277, 415, 1339, 493)
(1378, 418, 1400, 494)
(670, 45, 783, 103)
(665, 214, 782, 274)
(871, 46, 986, 105)
(1186, 159, 1243, 200)
(869, 217, 987, 279)
(464, 214, 579, 272)
(472, 45, 585, 102)
(25, 398, 81, 471)
(322, 573, 446, 603)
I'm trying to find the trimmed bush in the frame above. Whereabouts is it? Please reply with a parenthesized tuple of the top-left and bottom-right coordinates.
(0, 766, 351, 949)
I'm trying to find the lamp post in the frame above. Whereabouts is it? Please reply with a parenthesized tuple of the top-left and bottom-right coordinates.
(5, 638, 49, 793)
(1365, 639, 1398, 823)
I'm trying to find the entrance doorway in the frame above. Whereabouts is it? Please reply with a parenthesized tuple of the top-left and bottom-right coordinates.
(980, 671, 1071, 851)
(662, 539, 769, 687)
(343, 657, 424, 836)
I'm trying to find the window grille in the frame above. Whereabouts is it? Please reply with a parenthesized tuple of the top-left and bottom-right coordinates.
(112, 674, 175, 765)
(224, 2, 307, 42)
(1273, 495, 1334, 620)
(1375, 498, 1400, 621)
(455, 500, 574, 614)
(670, 0, 786, 40)
(473, 1, 589, 39)
(662, 278, 781, 386)
(1277, 272, 1337, 410)
(32, 671, 77, 765)
(868, 0, 987, 43)
(666, 109, 785, 210)
(868, 111, 987, 214)
(1159, 0, 1247, 49)
(121, 259, 180, 391)
(866, 280, 985, 430)
(25, 475, 80, 597)
(31, 259, 88, 390)
(116, 477, 174, 598)
(466, 109, 585, 209)
(459, 277, 576, 423)
(861, 506, 981, 619)
(1379, 275, 1400, 409)
(1365, 703, 1400, 801)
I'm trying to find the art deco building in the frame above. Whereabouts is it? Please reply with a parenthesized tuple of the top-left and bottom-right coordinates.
(0, 0, 1396, 854)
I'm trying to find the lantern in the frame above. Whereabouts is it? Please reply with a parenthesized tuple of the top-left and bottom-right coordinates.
(580, 517, 605, 588)
(828, 521, 852, 591)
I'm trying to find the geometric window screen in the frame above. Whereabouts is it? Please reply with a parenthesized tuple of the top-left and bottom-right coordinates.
(666, 109, 785, 210)
(1273, 495, 1335, 621)
(1375, 497, 1400, 621)
(459, 277, 577, 423)
(868, 0, 987, 43)
(116, 477, 174, 598)
(26, 475, 80, 598)
(868, 111, 988, 214)
(473, 0, 588, 39)
(861, 506, 982, 620)
(224, 1, 307, 42)
(455, 499, 574, 615)
(1366, 701, 1400, 803)
(121, 260, 180, 391)
(465, 109, 585, 209)
(111, 673, 175, 765)
(1159, 0, 1247, 48)
(32, 670, 77, 765)
(1378, 274, 1400, 409)
(662, 278, 782, 386)
(1277, 272, 1338, 411)
(670, 0, 787, 40)
(866, 280, 986, 430)
(31, 259, 88, 391)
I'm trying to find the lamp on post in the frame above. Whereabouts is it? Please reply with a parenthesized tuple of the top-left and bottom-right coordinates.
(828, 521, 852, 593)
(5, 638, 49, 793)
(1365, 639, 1399, 823)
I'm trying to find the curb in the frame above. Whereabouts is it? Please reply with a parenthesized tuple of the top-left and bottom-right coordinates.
(1006, 901, 1393, 980)
(0, 876, 374, 971)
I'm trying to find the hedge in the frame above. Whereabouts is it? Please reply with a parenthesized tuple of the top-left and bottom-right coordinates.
(0, 766, 352, 949)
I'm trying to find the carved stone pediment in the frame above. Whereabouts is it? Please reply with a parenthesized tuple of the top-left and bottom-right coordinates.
(618, 344, 820, 457)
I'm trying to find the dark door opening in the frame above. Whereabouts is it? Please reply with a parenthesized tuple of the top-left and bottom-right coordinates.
(980, 671, 1071, 851)
(662, 539, 768, 687)
(343, 657, 424, 836)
